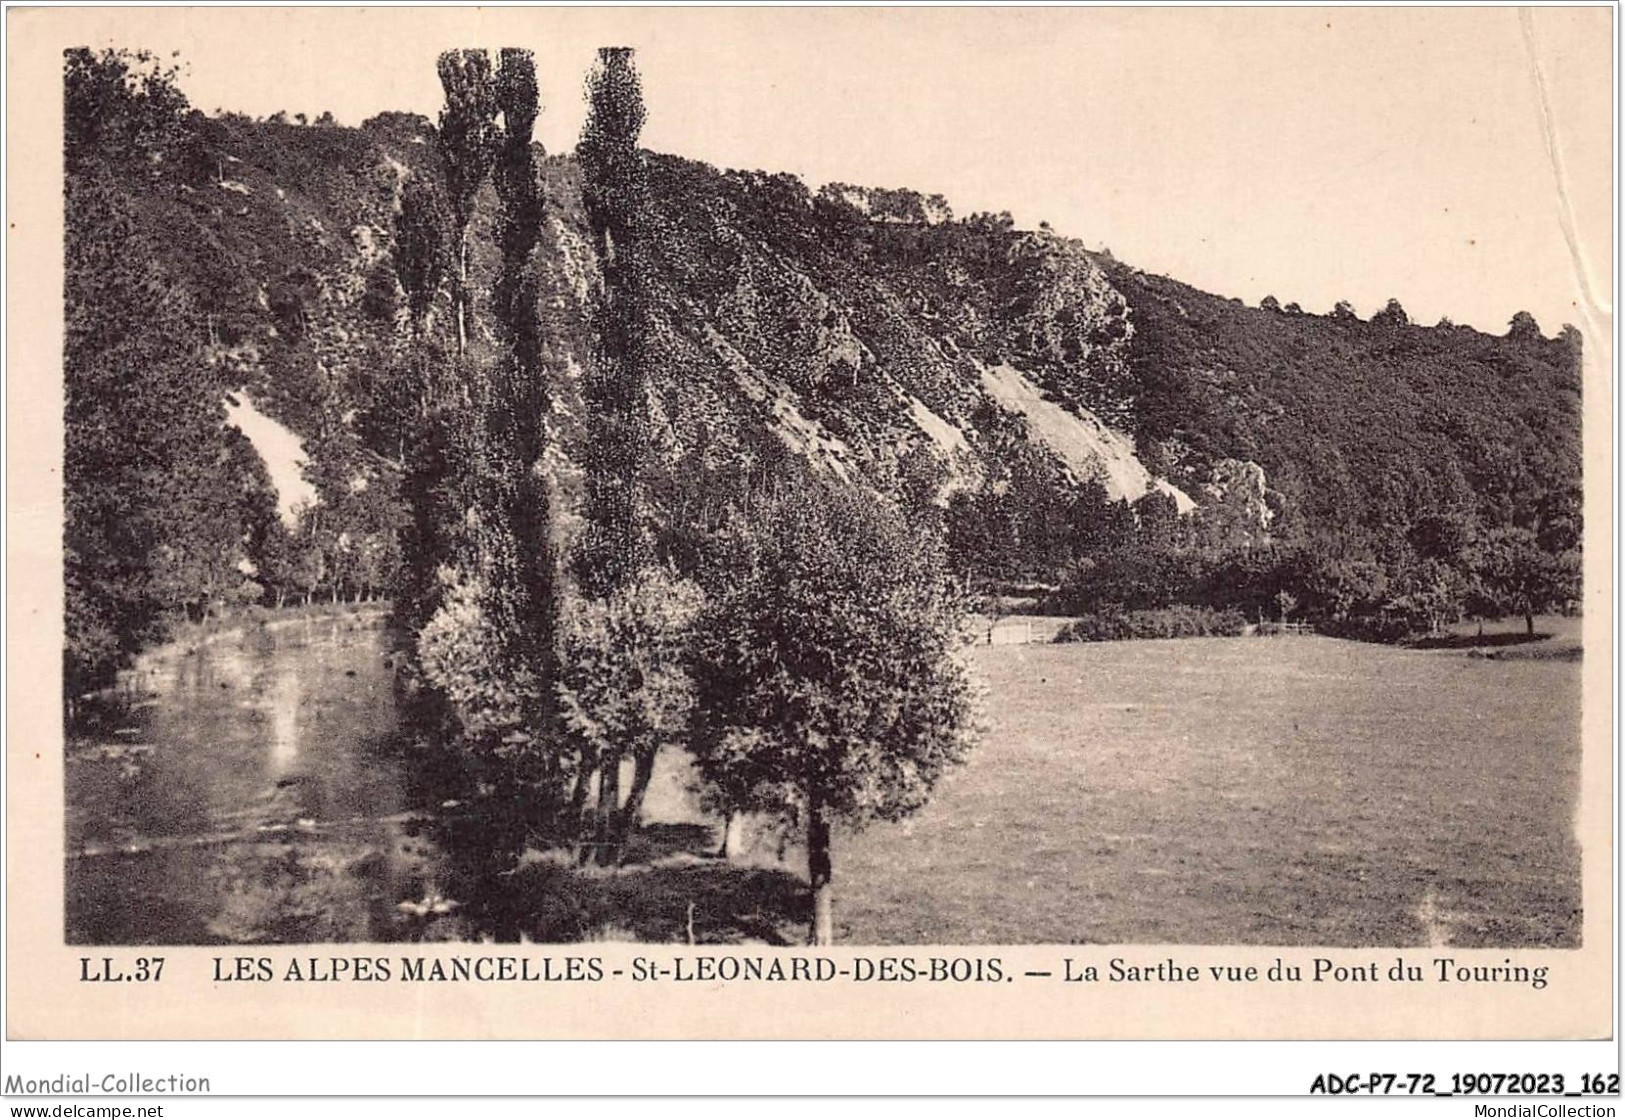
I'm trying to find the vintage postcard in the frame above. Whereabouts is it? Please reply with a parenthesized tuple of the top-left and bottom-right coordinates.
(5, 5, 1614, 1042)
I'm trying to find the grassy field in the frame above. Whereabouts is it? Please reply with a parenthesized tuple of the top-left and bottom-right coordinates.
(611, 633, 1582, 947)
(1414, 613, 1584, 660)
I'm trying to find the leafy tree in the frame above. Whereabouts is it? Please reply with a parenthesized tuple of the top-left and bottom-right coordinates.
(573, 46, 662, 859)
(1057, 544, 1203, 614)
(1387, 557, 1469, 634)
(255, 520, 303, 607)
(389, 175, 464, 634)
(397, 48, 573, 864)
(946, 485, 1019, 631)
(399, 49, 504, 659)
(1132, 489, 1183, 551)
(1559, 323, 1582, 360)
(394, 177, 449, 331)
(1473, 527, 1580, 635)
(1372, 298, 1409, 328)
(417, 573, 521, 738)
(875, 442, 949, 527)
(690, 483, 979, 944)
(1274, 589, 1298, 623)
(1408, 508, 1477, 566)
(1067, 482, 1136, 558)
(1507, 310, 1544, 342)
(64, 48, 197, 180)
(64, 48, 257, 693)
(477, 44, 557, 634)
(557, 568, 703, 857)
(1302, 554, 1388, 623)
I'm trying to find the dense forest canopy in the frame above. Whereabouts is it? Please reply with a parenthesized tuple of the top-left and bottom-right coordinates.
(63, 46, 1582, 695)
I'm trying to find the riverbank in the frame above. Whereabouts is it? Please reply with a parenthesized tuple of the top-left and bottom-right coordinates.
(98, 601, 394, 705)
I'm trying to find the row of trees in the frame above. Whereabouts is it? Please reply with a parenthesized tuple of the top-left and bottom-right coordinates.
(1051, 517, 1578, 640)
(940, 454, 1580, 642)
(936, 394, 1579, 641)
(396, 48, 976, 944)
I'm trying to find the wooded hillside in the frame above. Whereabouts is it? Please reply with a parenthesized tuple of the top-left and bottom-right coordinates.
(64, 47, 1582, 693)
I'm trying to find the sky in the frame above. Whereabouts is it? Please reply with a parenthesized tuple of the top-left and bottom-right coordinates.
(61, 6, 1614, 337)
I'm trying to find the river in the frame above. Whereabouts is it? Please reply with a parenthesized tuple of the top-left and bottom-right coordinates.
(65, 609, 458, 945)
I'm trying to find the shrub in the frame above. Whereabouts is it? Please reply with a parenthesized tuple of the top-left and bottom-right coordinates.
(1053, 605, 1248, 643)
(416, 571, 525, 738)
(1313, 612, 1418, 645)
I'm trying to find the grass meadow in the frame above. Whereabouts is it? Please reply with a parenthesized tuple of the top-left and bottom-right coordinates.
(613, 632, 1582, 947)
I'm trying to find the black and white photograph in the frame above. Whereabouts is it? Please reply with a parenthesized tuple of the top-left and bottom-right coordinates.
(7, 4, 1613, 1051)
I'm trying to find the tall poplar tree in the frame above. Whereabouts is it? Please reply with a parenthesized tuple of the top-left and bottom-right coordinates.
(435, 50, 500, 356)
(575, 47, 657, 861)
(576, 46, 654, 597)
(391, 176, 457, 635)
(476, 46, 560, 771)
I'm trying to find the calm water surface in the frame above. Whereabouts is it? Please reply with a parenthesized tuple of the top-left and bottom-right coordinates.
(66, 612, 451, 944)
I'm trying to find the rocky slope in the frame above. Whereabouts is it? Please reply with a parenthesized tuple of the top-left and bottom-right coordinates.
(158, 114, 1577, 547)
(120, 111, 1201, 513)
